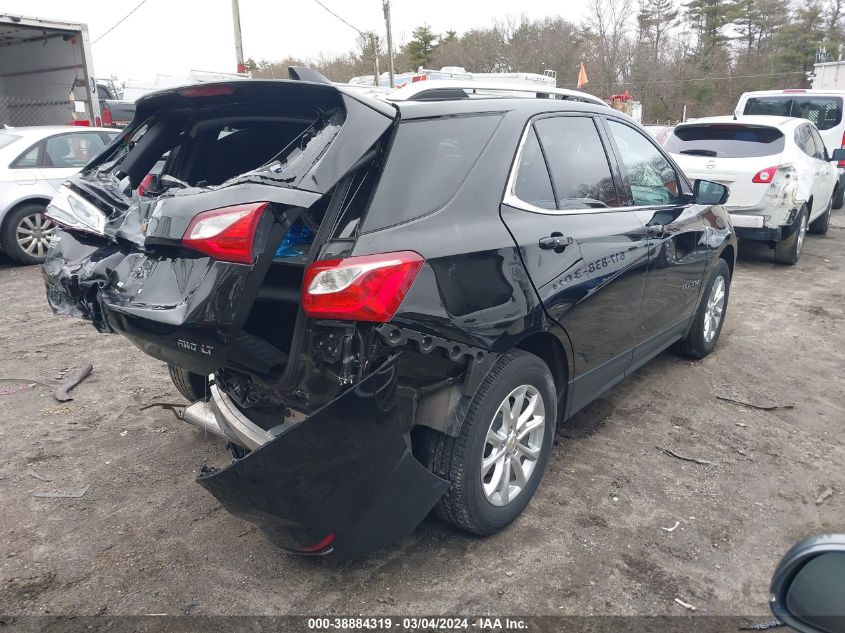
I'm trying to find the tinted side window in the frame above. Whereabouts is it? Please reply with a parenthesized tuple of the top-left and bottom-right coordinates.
(608, 120, 683, 206)
(534, 116, 619, 209)
(11, 143, 41, 168)
(364, 114, 502, 231)
(793, 97, 843, 131)
(810, 127, 827, 159)
(743, 96, 792, 117)
(513, 127, 555, 210)
(796, 126, 817, 158)
(43, 133, 107, 168)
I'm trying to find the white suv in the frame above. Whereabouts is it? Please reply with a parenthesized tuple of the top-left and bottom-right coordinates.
(735, 89, 845, 208)
(667, 116, 838, 264)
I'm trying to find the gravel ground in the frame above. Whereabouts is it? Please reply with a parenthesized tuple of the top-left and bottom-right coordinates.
(1, 215, 843, 618)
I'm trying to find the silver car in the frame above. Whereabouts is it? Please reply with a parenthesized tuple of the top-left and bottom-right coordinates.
(0, 126, 118, 264)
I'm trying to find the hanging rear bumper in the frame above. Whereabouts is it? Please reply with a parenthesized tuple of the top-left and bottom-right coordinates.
(195, 359, 449, 558)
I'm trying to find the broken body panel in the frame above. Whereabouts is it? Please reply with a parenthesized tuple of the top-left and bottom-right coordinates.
(40, 79, 483, 557)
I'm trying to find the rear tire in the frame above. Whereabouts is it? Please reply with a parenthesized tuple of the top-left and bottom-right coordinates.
(774, 206, 809, 265)
(1, 203, 55, 264)
(416, 350, 556, 536)
(676, 258, 731, 359)
(168, 364, 210, 402)
(809, 196, 832, 235)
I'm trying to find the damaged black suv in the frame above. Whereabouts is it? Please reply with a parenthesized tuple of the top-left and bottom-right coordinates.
(42, 70, 736, 558)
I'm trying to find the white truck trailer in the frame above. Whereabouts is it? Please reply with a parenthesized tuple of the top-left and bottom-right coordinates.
(0, 14, 99, 127)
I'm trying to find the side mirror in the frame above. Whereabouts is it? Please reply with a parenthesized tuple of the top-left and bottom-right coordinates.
(693, 179, 730, 206)
(830, 148, 845, 162)
(770, 535, 845, 633)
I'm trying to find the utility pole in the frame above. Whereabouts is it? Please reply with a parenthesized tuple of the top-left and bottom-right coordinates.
(372, 33, 380, 86)
(383, 0, 395, 88)
(231, 0, 246, 74)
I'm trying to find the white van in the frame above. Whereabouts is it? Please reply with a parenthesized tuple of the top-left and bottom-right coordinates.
(735, 89, 845, 207)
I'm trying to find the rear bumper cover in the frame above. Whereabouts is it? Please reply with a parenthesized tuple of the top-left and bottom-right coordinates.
(727, 205, 799, 242)
(196, 359, 448, 558)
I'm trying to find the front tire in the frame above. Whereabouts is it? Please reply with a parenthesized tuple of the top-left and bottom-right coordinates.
(1, 203, 56, 264)
(833, 182, 844, 210)
(417, 350, 556, 536)
(774, 206, 808, 265)
(676, 258, 731, 359)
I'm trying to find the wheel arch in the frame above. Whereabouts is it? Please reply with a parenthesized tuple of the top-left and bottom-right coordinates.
(513, 331, 569, 398)
(0, 196, 52, 236)
(718, 243, 735, 279)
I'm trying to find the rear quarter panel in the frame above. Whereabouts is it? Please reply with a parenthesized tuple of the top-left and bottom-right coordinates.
(351, 110, 559, 355)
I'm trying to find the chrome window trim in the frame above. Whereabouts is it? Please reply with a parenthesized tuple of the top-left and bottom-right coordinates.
(502, 117, 682, 216)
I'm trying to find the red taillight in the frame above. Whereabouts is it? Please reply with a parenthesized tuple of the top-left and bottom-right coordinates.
(178, 84, 235, 98)
(838, 130, 845, 168)
(69, 120, 91, 126)
(101, 103, 113, 126)
(302, 251, 424, 322)
(752, 166, 778, 183)
(137, 174, 154, 197)
(295, 532, 336, 554)
(181, 202, 269, 264)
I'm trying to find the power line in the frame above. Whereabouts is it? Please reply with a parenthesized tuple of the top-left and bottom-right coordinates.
(92, 0, 150, 44)
(312, 0, 366, 37)
(562, 70, 806, 89)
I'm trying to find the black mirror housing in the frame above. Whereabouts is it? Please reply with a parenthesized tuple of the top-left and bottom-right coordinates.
(770, 534, 845, 633)
(693, 179, 730, 206)
(830, 148, 845, 162)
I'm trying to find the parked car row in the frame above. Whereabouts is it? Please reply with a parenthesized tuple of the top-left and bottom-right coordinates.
(667, 114, 838, 264)
(646, 89, 844, 264)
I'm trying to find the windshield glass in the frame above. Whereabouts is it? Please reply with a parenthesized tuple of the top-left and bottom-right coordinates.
(665, 124, 785, 158)
(743, 96, 843, 130)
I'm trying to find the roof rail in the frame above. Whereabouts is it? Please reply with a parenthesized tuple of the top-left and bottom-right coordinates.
(385, 80, 608, 107)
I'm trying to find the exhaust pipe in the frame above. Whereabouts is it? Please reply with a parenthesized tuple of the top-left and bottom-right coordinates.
(183, 384, 274, 450)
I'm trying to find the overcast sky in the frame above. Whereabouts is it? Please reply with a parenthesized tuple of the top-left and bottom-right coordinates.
(3, 0, 590, 81)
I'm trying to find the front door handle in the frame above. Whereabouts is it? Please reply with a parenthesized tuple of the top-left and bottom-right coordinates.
(539, 232, 573, 252)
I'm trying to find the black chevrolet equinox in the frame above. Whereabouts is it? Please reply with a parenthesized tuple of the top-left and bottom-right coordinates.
(43, 69, 737, 558)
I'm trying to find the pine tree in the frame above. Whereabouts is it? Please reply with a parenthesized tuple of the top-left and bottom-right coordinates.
(639, 0, 679, 59)
(404, 25, 438, 69)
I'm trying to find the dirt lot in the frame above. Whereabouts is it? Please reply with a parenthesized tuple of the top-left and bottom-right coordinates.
(1, 216, 843, 619)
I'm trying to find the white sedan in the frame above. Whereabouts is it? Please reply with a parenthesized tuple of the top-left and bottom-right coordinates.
(0, 126, 118, 264)
(666, 115, 838, 264)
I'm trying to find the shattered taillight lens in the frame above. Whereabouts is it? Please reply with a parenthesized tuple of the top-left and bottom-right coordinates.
(181, 202, 269, 264)
(302, 251, 424, 322)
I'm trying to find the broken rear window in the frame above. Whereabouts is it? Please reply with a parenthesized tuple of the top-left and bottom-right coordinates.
(95, 106, 345, 194)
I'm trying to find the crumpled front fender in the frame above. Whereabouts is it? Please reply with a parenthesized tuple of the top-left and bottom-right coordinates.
(197, 357, 449, 559)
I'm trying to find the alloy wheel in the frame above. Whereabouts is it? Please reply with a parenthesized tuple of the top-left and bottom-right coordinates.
(703, 275, 726, 343)
(481, 384, 546, 507)
(796, 213, 808, 255)
(16, 212, 55, 259)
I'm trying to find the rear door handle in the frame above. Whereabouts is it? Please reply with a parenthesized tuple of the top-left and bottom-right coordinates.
(539, 233, 573, 251)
